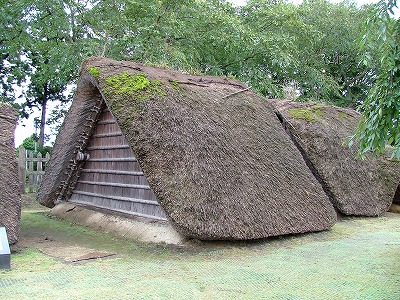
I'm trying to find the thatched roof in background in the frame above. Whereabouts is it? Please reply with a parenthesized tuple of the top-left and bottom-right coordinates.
(0, 103, 21, 244)
(271, 99, 400, 216)
(39, 57, 336, 240)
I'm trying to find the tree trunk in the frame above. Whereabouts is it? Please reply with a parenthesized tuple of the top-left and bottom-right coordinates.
(38, 85, 48, 148)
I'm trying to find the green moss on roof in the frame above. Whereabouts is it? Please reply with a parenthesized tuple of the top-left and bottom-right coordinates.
(103, 72, 165, 126)
(104, 72, 163, 97)
(170, 80, 179, 89)
(339, 111, 350, 120)
(87, 66, 100, 78)
(288, 106, 324, 122)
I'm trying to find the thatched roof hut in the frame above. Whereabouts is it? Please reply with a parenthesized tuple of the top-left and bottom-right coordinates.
(0, 103, 21, 244)
(271, 99, 400, 216)
(38, 57, 336, 240)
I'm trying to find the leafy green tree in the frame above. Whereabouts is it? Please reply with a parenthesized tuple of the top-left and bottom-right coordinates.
(17, 134, 52, 155)
(240, 1, 309, 97)
(240, 0, 370, 104)
(1, 0, 391, 149)
(86, 0, 246, 75)
(1, 0, 95, 147)
(297, 0, 371, 106)
(354, 0, 399, 158)
(20, 134, 38, 152)
(0, 1, 30, 105)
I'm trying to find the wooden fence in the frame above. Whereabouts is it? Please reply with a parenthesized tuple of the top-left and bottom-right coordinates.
(18, 148, 50, 193)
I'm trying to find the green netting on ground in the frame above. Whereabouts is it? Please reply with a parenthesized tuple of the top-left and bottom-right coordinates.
(1, 211, 399, 300)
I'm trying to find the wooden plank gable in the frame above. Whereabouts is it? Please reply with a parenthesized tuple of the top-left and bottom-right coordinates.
(69, 108, 167, 220)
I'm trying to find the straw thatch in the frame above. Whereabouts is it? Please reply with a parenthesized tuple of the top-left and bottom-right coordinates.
(38, 57, 336, 240)
(0, 103, 21, 244)
(271, 99, 400, 216)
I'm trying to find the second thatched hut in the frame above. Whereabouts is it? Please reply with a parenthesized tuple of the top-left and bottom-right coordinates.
(272, 99, 400, 216)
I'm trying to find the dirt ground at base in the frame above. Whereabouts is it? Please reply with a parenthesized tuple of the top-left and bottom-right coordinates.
(17, 194, 113, 261)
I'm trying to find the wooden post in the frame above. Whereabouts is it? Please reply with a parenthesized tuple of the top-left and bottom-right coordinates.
(28, 151, 34, 193)
(45, 152, 50, 164)
(18, 148, 26, 194)
(37, 152, 43, 187)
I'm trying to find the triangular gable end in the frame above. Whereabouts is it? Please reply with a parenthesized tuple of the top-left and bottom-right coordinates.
(68, 106, 167, 221)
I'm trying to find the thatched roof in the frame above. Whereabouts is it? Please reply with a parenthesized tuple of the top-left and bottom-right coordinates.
(38, 57, 336, 240)
(271, 99, 400, 216)
(0, 103, 21, 244)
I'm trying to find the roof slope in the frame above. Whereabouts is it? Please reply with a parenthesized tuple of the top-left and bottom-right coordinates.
(0, 103, 21, 244)
(272, 99, 400, 216)
(38, 57, 336, 240)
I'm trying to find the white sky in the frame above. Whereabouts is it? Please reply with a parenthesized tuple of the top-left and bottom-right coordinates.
(13, 0, 397, 147)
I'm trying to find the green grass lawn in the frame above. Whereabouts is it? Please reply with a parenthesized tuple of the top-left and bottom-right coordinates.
(1, 208, 399, 300)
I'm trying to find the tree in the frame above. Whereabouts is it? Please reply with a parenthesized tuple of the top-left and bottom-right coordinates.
(17, 134, 52, 155)
(1, 0, 95, 147)
(354, 0, 399, 158)
(296, 0, 371, 107)
(0, 0, 30, 105)
(1, 0, 391, 149)
(240, 0, 370, 104)
(86, 0, 247, 75)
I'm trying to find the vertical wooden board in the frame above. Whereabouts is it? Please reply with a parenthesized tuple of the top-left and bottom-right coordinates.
(144, 189, 157, 201)
(87, 150, 100, 159)
(79, 172, 92, 182)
